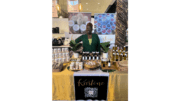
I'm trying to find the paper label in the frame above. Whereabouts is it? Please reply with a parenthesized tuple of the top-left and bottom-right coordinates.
(54, 49, 57, 53)
(108, 63, 111, 67)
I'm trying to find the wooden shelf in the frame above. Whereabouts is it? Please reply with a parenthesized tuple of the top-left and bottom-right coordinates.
(52, 45, 70, 48)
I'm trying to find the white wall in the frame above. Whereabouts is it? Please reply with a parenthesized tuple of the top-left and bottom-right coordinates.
(52, 18, 69, 34)
(52, 18, 94, 38)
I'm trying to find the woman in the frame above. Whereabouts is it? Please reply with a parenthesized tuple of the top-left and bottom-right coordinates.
(75, 23, 100, 53)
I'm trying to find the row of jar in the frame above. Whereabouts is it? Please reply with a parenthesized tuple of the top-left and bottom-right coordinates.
(52, 48, 69, 53)
(52, 52, 69, 59)
(70, 62, 83, 70)
(52, 57, 70, 64)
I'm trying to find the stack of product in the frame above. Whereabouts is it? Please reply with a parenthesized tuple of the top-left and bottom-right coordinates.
(52, 47, 70, 68)
(69, 61, 83, 70)
(112, 45, 128, 62)
(81, 51, 100, 61)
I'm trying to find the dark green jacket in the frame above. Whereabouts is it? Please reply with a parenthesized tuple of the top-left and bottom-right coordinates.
(75, 34, 100, 53)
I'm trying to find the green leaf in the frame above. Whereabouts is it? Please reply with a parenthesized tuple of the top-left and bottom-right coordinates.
(69, 40, 76, 47)
(70, 40, 82, 52)
(100, 42, 110, 53)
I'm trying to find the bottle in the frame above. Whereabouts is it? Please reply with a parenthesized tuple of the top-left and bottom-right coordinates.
(87, 52, 89, 60)
(85, 52, 87, 60)
(121, 53, 124, 61)
(120, 53, 123, 61)
(114, 53, 117, 62)
(118, 53, 121, 61)
(89, 53, 91, 60)
(112, 49, 115, 60)
(119, 50, 122, 61)
(113, 53, 116, 62)
(113, 53, 116, 65)
(112, 53, 115, 61)
(108, 59, 111, 68)
(123, 51, 126, 56)
(112, 45, 115, 56)
(102, 60, 105, 67)
(82, 52, 85, 60)
(120, 47, 123, 52)
(115, 45, 117, 50)
(96, 52, 99, 60)
(113, 46, 115, 50)
(126, 53, 128, 60)
(116, 52, 119, 61)
(123, 46, 126, 51)
(116, 49, 119, 53)
(92, 52, 95, 60)
(118, 49, 122, 55)
(124, 54, 127, 60)
(79, 62, 83, 70)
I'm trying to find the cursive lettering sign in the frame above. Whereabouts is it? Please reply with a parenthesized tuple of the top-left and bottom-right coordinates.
(78, 79, 104, 87)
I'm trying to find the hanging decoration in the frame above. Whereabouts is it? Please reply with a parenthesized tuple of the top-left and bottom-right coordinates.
(56, 4, 61, 13)
(115, 0, 128, 49)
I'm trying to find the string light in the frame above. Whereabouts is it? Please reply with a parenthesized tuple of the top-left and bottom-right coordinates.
(79, 0, 83, 12)
(56, 4, 61, 13)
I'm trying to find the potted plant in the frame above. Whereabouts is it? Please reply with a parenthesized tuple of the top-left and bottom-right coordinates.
(100, 42, 111, 59)
(69, 40, 82, 58)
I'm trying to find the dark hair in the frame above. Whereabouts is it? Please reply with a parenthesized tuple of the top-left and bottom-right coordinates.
(86, 23, 93, 29)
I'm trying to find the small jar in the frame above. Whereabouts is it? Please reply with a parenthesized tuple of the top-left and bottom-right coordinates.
(79, 62, 83, 70)
(57, 48, 61, 53)
(52, 54, 55, 59)
(58, 58, 62, 63)
(55, 53, 59, 59)
(76, 62, 79, 70)
(54, 49, 58, 53)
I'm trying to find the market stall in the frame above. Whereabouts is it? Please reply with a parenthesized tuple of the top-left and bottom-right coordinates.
(52, 42, 128, 100)
(52, 0, 128, 100)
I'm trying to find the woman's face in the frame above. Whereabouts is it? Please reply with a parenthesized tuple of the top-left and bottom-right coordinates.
(86, 26, 92, 34)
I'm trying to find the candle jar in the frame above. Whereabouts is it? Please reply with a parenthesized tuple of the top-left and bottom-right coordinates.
(54, 49, 58, 53)
(76, 62, 79, 70)
(55, 53, 59, 59)
(57, 48, 61, 53)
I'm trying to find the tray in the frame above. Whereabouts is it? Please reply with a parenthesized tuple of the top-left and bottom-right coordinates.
(84, 66, 100, 71)
(101, 61, 117, 69)
(116, 60, 128, 72)
(84, 60, 101, 70)
(67, 66, 83, 72)
(52, 69, 61, 72)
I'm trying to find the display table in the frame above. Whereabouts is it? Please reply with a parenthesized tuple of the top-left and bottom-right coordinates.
(52, 65, 128, 101)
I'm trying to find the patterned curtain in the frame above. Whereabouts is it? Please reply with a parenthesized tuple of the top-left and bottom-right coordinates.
(115, 0, 128, 49)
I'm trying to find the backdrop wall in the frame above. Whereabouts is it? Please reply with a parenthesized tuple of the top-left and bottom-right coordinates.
(52, 18, 115, 48)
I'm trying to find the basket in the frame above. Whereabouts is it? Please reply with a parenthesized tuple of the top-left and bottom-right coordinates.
(84, 60, 100, 70)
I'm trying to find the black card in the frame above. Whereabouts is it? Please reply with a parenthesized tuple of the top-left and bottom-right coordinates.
(74, 76, 109, 100)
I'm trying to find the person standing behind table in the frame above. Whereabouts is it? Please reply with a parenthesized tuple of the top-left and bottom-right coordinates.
(75, 23, 101, 54)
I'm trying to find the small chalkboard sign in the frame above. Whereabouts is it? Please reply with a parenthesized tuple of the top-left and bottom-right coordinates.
(74, 75, 109, 100)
